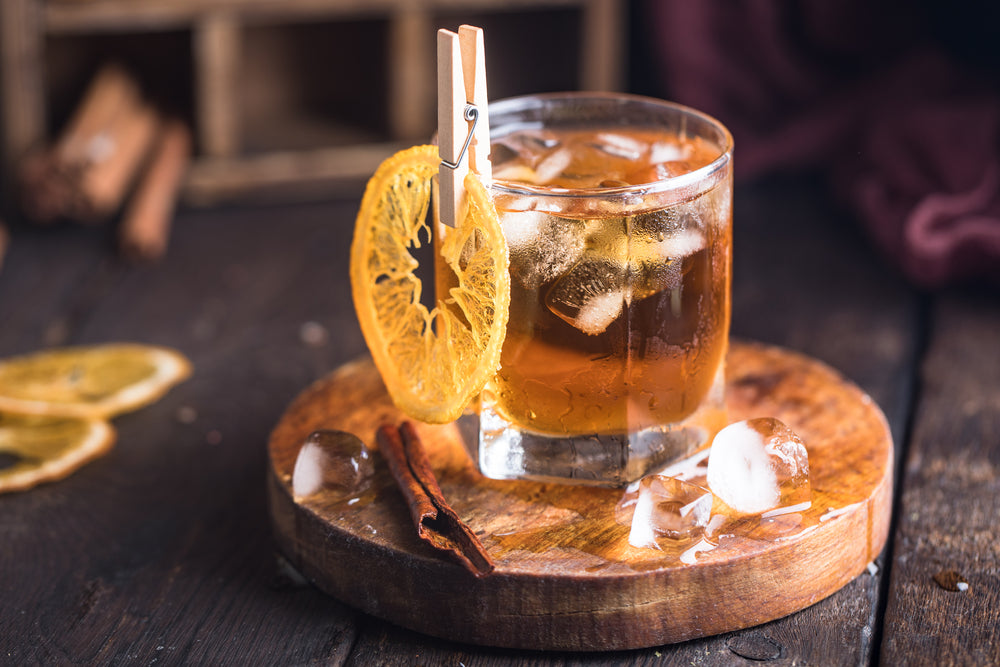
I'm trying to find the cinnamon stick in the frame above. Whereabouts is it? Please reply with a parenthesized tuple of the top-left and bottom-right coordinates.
(119, 118, 192, 263)
(55, 64, 143, 168)
(376, 422, 494, 577)
(78, 98, 159, 222)
(18, 63, 159, 224)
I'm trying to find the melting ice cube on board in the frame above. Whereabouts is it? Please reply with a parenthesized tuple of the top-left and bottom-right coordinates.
(706, 418, 811, 516)
(622, 475, 714, 549)
(293, 430, 374, 499)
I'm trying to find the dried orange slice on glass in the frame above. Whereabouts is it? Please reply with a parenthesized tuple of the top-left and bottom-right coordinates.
(350, 144, 509, 424)
(0, 414, 115, 492)
(0, 344, 191, 418)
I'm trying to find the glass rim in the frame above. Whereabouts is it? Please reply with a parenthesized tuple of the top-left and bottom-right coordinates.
(486, 91, 733, 200)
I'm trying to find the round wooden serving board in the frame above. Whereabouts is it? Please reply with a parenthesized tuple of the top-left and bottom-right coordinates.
(267, 341, 893, 651)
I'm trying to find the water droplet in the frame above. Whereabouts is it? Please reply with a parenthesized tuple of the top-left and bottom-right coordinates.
(933, 569, 969, 592)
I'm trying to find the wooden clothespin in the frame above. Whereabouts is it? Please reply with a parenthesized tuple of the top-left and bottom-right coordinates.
(437, 25, 491, 228)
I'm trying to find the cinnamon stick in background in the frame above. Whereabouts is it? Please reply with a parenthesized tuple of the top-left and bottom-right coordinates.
(376, 422, 494, 577)
(20, 65, 138, 223)
(78, 97, 159, 222)
(119, 118, 192, 263)
(19, 63, 159, 224)
(55, 64, 142, 169)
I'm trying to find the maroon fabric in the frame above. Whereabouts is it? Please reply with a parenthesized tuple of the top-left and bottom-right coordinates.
(645, 1, 1000, 288)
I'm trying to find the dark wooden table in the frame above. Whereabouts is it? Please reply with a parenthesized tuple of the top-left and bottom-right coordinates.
(2, 173, 997, 665)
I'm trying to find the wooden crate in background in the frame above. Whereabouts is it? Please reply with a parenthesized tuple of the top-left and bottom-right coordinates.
(0, 0, 625, 205)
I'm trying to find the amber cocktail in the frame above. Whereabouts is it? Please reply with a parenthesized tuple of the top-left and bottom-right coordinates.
(437, 93, 733, 486)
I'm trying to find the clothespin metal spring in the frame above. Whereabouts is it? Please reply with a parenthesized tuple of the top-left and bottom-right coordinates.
(440, 104, 479, 171)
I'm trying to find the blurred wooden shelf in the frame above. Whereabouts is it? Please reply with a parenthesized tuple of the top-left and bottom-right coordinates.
(42, 0, 599, 31)
(1, 0, 625, 204)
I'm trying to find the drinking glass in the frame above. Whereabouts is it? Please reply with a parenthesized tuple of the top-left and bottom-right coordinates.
(438, 92, 733, 486)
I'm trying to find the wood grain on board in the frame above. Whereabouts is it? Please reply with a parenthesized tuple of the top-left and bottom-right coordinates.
(268, 341, 893, 651)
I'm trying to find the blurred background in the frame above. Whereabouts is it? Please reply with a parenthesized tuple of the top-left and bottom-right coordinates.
(1, 0, 998, 287)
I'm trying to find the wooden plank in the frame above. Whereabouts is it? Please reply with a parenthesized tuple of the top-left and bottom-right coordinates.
(44, 0, 587, 34)
(879, 293, 1000, 665)
(194, 11, 241, 158)
(45, 0, 409, 33)
(0, 0, 46, 176)
(344, 621, 669, 666)
(0, 226, 118, 356)
(182, 141, 409, 204)
(0, 198, 371, 664)
(581, 0, 625, 91)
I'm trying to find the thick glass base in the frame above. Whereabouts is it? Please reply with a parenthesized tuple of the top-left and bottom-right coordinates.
(475, 371, 727, 487)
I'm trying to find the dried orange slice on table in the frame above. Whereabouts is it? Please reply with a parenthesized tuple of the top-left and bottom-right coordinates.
(350, 144, 509, 424)
(0, 344, 191, 492)
(0, 344, 191, 418)
(0, 414, 114, 492)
